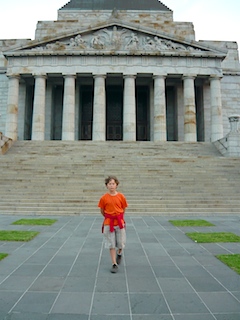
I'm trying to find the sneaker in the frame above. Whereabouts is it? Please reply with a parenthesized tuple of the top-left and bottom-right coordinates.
(116, 254, 122, 265)
(111, 264, 118, 273)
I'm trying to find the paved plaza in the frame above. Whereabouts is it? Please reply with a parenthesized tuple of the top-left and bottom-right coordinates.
(0, 214, 240, 320)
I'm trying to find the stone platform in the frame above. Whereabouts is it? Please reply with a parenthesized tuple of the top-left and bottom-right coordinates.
(0, 214, 240, 319)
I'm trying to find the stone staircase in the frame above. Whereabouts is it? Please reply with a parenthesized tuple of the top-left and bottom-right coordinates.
(0, 141, 240, 216)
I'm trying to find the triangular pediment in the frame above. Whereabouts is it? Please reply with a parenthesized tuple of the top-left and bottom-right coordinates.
(4, 20, 227, 58)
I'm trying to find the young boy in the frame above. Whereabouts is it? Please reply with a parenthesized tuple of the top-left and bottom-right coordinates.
(98, 176, 128, 273)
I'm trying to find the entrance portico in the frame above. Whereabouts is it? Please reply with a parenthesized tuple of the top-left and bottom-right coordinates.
(5, 71, 224, 143)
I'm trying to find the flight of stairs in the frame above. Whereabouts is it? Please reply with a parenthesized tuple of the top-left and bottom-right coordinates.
(0, 141, 240, 216)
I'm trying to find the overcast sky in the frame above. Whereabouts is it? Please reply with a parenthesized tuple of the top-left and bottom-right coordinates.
(0, 0, 239, 50)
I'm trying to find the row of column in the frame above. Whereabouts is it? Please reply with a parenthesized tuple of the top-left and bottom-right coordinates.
(5, 73, 223, 142)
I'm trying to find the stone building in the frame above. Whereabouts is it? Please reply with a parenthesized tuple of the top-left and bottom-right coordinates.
(0, 0, 239, 143)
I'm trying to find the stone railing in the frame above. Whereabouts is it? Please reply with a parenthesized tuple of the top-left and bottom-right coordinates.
(214, 115, 240, 157)
(0, 132, 13, 155)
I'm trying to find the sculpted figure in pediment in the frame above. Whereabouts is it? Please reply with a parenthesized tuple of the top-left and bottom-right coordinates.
(102, 26, 128, 49)
(144, 37, 156, 50)
(68, 35, 86, 49)
(125, 33, 139, 50)
(28, 26, 207, 54)
(90, 34, 105, 49)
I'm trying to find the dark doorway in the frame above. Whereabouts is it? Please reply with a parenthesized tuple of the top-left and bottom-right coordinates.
(166, 86, 178, 141)
(106, 86, 123, 140)
(52, 85, 63, 140)
(24, 85, 34, 140)
(195, 85, 205, 141)
(136, 86, 150, 141)
(80, 85, 93, 140)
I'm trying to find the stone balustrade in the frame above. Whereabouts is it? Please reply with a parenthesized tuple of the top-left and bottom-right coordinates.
(0, 132, 13, 155)
(214, 115, 240, 157)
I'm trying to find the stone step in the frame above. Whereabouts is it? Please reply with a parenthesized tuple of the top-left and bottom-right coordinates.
(0, 208, 239, 215)
(0, 197, 237, 204)
(1, 141, 240, 216)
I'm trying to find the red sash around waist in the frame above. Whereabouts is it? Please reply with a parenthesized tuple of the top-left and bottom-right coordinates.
(102, 212, 125, 233)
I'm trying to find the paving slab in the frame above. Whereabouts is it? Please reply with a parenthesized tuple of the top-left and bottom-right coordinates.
(0, 214, 240, 319)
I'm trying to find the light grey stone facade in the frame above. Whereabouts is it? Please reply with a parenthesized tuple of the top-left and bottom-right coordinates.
(0, 0, 239, 144)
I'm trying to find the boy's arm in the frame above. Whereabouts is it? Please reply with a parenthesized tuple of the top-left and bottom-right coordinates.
(100, 208, 105, 217)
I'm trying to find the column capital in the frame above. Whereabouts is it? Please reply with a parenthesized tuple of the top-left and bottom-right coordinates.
(93, 74, 106, 79)
(153, 74, 167, 79)
(63, 74, 76, 79)
(182, 74, 197, 80)
(6, 73, 20, 80)
(33, 73, 47, 79)
(123, 74, 136, 79)
(209, 74, 223, 81)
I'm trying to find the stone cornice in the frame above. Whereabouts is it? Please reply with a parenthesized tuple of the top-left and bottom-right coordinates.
(4, 50, 226, 59)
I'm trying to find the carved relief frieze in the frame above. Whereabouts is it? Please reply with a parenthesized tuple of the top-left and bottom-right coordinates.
(37, 57, 43, 66)
(29, 26, 205, 54)
(67, 56, 72, 65)
(141, 57, 148, 66)
(171, 57, 179, 66)
(21, 57, 28, 66)
(187, 58, 193, 66)
(52, 57, 58, 65)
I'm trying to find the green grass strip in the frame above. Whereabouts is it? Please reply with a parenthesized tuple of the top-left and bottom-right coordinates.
(169, 219, 214, 227)
(12, 218, 57, 226)
(186, 232, 240, 243)
(0, 253, 8, 261)
(0, 230, 39, 242)
(216, 254, 240, 274)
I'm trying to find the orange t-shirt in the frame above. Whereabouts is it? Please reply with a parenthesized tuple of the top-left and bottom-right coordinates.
(98, 192, 128, 226)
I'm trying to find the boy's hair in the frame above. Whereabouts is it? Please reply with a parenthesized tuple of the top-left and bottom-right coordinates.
(105, 175, 119, 186)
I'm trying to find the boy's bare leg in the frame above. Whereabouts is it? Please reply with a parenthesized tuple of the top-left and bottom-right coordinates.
(110, 248, 117, 265)
(116, 248, 122, 265)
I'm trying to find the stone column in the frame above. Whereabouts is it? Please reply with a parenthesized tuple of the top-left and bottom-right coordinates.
(183, 75, 197, 142)
(210, 76, 223, 141)
(5, 74, 20, 141)
(123, 75, 136, 141)
(153, 75, 167, 141)
(92, 74, 106, 141)
(32, 74, 47, 140)
(62, 75, 76, 140)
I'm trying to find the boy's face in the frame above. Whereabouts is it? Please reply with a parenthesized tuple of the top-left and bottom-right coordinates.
(106, 179, 117, 192)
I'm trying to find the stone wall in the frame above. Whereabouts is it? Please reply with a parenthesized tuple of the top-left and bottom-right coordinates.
(199, 41, 240, 72)
(35, 10, 195, 42)
(221, 75, 240, 136)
